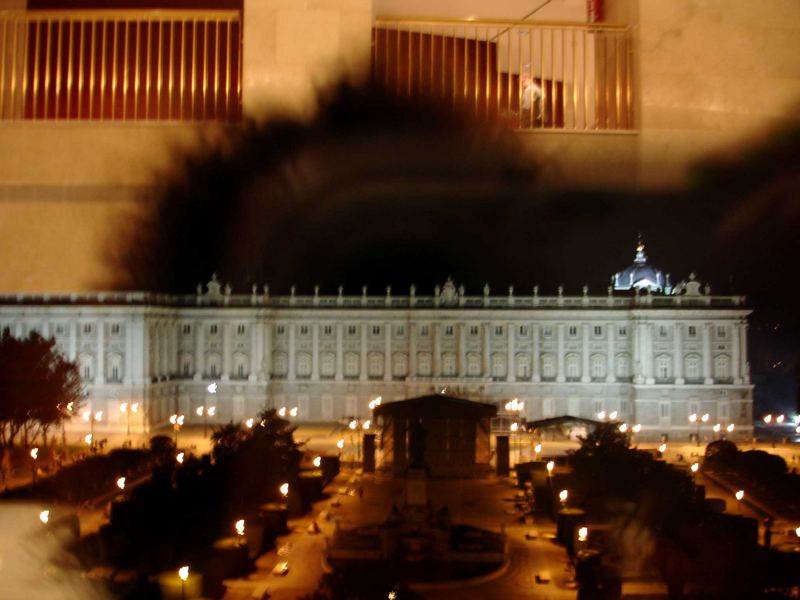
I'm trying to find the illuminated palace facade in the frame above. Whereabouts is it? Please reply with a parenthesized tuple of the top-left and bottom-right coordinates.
(0, 246, 754, 441)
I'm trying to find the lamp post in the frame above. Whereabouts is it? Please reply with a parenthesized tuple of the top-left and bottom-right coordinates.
(30, 447, 39, 483)
(82, 408, 103, 452)
(169, 413, 185, 446)
(559, 489, 568, 507)
(689, 413, 698, 445)
(505, 398, 524, 465)
(735, 489, 744, 513)
(178, 566, 189, 600)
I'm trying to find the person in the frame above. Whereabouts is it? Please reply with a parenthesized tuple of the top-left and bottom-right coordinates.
(520, 74, 543, 127)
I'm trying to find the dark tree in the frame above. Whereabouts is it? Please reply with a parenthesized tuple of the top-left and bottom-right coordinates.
(0, 329, 83, 447)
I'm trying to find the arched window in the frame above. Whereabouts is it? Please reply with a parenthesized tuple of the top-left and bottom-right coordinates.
(656, 354, 672, 380)
(615, 353, 630, 379)
(441, 352, 457, 376)
(466, 353, 481, 377)
(392, 353, 408, 378)
(515, 353, 531, 378)
(490, 353, 506, 379)
(713, 354, 730, 381)
(272, 352, 288, 378)
(417, 352, 432, 376)
(685, 354, 702, 381)
(206, 352, 222, 378)
(541, 354, 556, 379)
(591, 354, 606, 380)
(320, 352, 335, 378)
(233, 352, 249, 379)
(344, 352, 359, 378)
(565, 353, 581, 380)
(79, 354, 94, 381)
(180, 353, 193, 378)
(107, 353, 124, 383)
(368, 352, 384, 379)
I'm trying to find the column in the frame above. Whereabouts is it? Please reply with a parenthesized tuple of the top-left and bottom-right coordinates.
(359, 323, 367, 381)
(250, 321, 260, 381)
(703, 323, 713, 384)
(311, 323, 320, 381)
(739, 323, 749, 383)
(161, 322, 170, 377)
(383, 322, 392, 381)
(408, 323, 417, 378)
(731, 323, 741, 383)
(263, 321, 273, 379)
(194, 320, 204, 379)
(556, 324, 565, 382)
(68, 320, 77, 361)
(288, 323, 296, 381)
(335, 323, 344, 381)
(432, 323, 440, 377)
(222, 322, 232, 381)
(632, 322, 641, 383)
(673, 323, 684, 384)
(151, 324, 160, 382)
(606, 323, 615, 383)
(532, 324, 541, 382)
(507, 323, 515, 382)
(581, 323, 590, 383)
(644, 323, 654, 384)
(457, 323, 466, 377)
(482, 323, 490, 377)
(124, 318, 134, 385)
(95, 319, 105, 385)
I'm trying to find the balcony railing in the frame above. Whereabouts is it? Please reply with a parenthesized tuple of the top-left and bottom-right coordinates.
(373, 16, 633, 131)
(0, 9, 241, 121)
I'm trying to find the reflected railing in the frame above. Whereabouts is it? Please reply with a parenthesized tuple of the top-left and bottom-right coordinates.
(0, 9, 241, 120)
(373, 16, 633, 131)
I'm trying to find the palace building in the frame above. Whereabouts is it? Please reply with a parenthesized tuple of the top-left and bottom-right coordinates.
(0, 242, 754, 441)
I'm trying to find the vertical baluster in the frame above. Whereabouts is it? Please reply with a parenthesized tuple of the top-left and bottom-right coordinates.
(77, 20, 84, 119)
(615, 33, 621, 129)
(99, 20, 106, 119)
(506, 28, 511, 116)
(180, 19, 186, 120)
(202, 19, 208, 119)
(572, 29, 578, 130)
(225, 19, 231, 119)
(0, 18, 7, 118)
(484, 27, 490, 120)
(44, 19, 51, 118)
(416, 23, 422, 95)
(561, 28, 566, 129)
(157, 19, 163, 119)
(430, 25, 435, 98)
(494, 28, 500, 121)
(236, 19, 242, 116)
(463, 25, 468, 104)
(538, 28, 545, 128)
(133, 21, 140, 119)
(122, 20, 129, 119)
(604, 34, 609, 129)
(214, 19, 220, 118)
(66, 20, 74, 119)
(88, 20, 96, 118)
(32, 20, 40, 119)
(54, 20, 63, 119)
(473, 25, 478, 115)
(145, 18, 151, 119)
(168, 20, 174, 120)
(583, 29, 588, 129)
(191, 19, 197, 119)
(111, 20, 118, 119)
(10, 19, 19, 119)
(406, 24, 411, 96)
(550, 28, 555, 128)
(626, 34, 632, 128)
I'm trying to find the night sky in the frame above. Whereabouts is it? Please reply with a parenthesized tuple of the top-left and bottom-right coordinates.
(110, 82, 800, 417)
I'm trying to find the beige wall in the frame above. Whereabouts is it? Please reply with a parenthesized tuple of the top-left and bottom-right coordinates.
(609, 0, 800, 187)
(374, 0, 587, 21)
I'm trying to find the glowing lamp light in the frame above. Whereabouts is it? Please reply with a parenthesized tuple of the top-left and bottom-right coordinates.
(176, 452, 185, 464)
(235, 519, 245, 536)
(763, 414, 773, 424)
(279, 482, 289, 497)
(546, 460, 555, 474)
(313, 456, 322, 468)
(349, 419, 357, 430)
(178, 566, 189, 582)
(245, 418, 254, 429)
(776, 414, 785, 424)
(795, 526, 800, 538)
(690, 463, 699, 473)
(208, 406, 216, 416)
(84, 434, 92, 445)
(609, 411, 618, 420)
(796, 426, 800, 434)
(290, 407, 298, 417)
(618, 423, 628, 433)
(363, 420, 371, 430)
(196, 406, 204, 416)
(116, 477, 126, 490)
(632, 424, 642, 433)
(30, 447, 39, 460)
(701, 413, 710, 423)
(39, 510, 50, 524)
(559, 489, 569, 503)
(726, 424, 735, 433)
(131, 402, 139, 413)
(66, 401, 74, 412)
(278, 407, 287, 417)
(510, 422, 519, 432)
(577, 527, 588, 542)
(120, 402, 128, 413)
(336, 439, 345, 450)
(169, 414, 177, 425)
(534, 443, 542, 454)
(658, 443, 667, 453)
(177, 415, 185, 426)
(82, 409, 91, 422)
(689, 413, 697, 423)
(596, 411, 606, 420)
(735, 490, 744, 501)
(713, 423, 721, 433)
(207, 382, 218, 394)
(95, 411, 103, 422)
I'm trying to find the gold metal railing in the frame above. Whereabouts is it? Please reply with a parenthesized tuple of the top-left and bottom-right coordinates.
(0, 9, 241, 121)
(373, 16, 633, 131)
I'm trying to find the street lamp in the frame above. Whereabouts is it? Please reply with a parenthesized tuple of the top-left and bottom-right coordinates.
(30, 447, 39, 483)
(726, 424, 735, 436)
(559, 489, 568, 506)
(176, 451, 185, 464)
(577, 526, 588, 542)
(82, 408, 103, 452)
(169, 413, 185, 445)
(619, 423, 628, 433)
(534, 443, 542, 460)
(280, 482, 289, 498)
(609, 411, 618, 420)
(278, 406, 287, 417)
(178, 565, 189, 600)
(763, 414, 773, 424)
(658, 443, 667, 455)
(245, 418, 254, 429)
(39, 510, 49, 524)
(596, 410, 606, 421)
(776, 414, 785, 424)
(690, 462, 699, 474)
(289, 407, 298, 418)
(116, 476, 126, 490)
(235, 519, 245, 538)
(313, 456, 322, 468)
(735, 489, 744, 513)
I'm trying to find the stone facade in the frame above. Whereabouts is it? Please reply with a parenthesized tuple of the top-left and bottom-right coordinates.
(0, 274, 753, 441)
